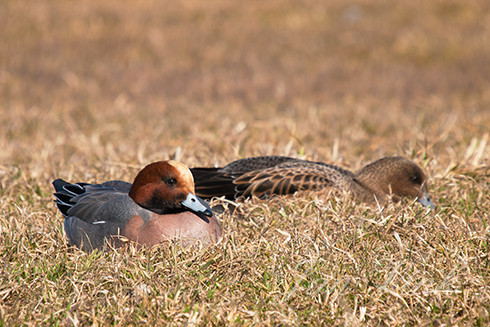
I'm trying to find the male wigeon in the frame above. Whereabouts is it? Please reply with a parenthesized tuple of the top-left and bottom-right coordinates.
(191, 156, 435, 207)
(53, 160, 222, 251)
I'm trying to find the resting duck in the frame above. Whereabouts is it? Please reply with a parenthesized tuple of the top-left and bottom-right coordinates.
(53, 160, 222, 251)
(191, 156, 434, 207)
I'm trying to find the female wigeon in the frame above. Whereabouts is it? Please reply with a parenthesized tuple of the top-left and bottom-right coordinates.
(53, 160, 222, 251)
(191, 156, 434, 207)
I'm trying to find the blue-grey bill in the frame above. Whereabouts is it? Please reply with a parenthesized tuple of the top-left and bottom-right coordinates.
(418, 191, 435, 209)
(182, 193, 214, 217)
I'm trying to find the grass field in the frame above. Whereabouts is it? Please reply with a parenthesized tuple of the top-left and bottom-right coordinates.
(1, 0, 489, 325)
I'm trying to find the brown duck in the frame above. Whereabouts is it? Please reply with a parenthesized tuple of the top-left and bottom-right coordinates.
(191, 156, 434, 207)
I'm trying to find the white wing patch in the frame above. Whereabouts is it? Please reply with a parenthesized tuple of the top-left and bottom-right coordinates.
(92, 220, 106, 225)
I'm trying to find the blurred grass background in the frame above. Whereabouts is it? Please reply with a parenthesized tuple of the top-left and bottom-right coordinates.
(1, 0, 489, 167)
(0, 0, 489, 325)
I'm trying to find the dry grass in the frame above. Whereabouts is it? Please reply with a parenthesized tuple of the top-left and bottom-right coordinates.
(1, 0, 489, 325)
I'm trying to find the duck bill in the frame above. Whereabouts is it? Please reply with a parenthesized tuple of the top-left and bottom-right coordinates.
(418, 191, 435, 209)
(181, 193, 214, 217)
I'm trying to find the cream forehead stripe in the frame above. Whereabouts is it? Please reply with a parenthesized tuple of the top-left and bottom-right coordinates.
(167, 160, 195, 185)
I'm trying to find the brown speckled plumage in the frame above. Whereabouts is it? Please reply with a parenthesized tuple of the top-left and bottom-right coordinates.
(191, 156, 434, 207)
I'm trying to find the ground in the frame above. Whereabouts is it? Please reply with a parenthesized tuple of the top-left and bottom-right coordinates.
(0, 0, 489, 325)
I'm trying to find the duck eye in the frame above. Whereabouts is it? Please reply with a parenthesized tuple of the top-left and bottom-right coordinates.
(165, 178, 177, 186)
(411, 175, 420, 183)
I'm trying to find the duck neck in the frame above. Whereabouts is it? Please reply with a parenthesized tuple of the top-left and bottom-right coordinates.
(354, 158, 397, 203)
(353, 175, 388, 204)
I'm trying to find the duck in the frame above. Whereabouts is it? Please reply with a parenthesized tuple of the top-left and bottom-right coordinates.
(53, 160, 222, 251)
(191, 156, 434, 207)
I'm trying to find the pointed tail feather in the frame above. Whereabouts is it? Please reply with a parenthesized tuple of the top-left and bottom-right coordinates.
(191, 167, 238, 200)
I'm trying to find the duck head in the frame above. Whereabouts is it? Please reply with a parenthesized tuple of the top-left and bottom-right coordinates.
(356, 156, 435, 208)
(129, 160, 213, 217)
